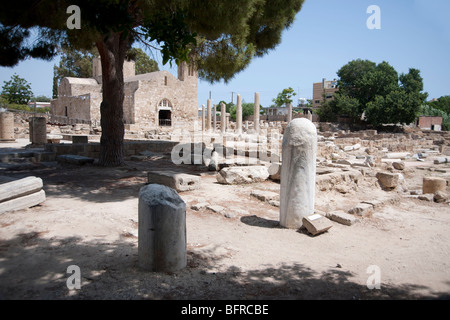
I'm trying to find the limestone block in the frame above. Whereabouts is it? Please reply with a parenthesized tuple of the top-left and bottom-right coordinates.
(393, 162, 405, 170)
(250, 190, 279, 202)
(191, 202, 209, 211)
(138, 184, 186, 272)
(216, 166, 269, 185)
(348, 203, 374, 216)
(57, 154, 95, 165)
(147, 171, 200, 192)
(302, 214, 333, 236)
(423, 177, 447, 194)
(72, 135, 88, 144)
(0, 190, 46, 214)
(0, 176, 43, 202)
(326, 210, 359, 226)
(434, 191, 449, 203)
(280, 118, 317, 229)
(376, 172, 399, 190)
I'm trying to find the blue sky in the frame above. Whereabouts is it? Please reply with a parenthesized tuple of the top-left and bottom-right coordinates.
(1, 0, 449, 108)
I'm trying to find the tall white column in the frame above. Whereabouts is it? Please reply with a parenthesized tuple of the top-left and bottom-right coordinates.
(206, 99, 212, 132)
(236, 94, 242, 135)
(254, 92, 260, 134)
(220, 102, 226, 134)
(280, 118, 318, 229)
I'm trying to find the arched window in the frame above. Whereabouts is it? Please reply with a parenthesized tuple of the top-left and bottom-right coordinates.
(158, 99, 172, 126)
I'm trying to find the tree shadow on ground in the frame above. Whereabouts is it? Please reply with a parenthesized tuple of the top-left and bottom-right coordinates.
(0, 158, 202, 204)
(0, 232, 448, 300)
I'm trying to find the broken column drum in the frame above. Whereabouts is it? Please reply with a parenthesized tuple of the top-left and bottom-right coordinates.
(29, 117, 47, 145)
(280, 118, 318, 229)
(138, 184, 187, 272)
(0, 112, 15, 142)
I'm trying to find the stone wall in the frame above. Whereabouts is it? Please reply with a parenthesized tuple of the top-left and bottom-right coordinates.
(45, 140, 179, 159)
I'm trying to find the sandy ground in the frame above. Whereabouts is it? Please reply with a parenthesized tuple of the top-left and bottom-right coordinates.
(0, 142, 450, 300)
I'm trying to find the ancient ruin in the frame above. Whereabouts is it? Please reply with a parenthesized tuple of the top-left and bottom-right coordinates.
(1, 85, 450, 299)
(51, 58, 198, 131)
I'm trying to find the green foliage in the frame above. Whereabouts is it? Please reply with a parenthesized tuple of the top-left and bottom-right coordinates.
(272, 87, 297, 107)
(419, 104, 450, 131)
(1, 73, 33, 104)
(326, 59, 426, 126)
(126, 48, 159, 74)
(428, 96, 450, 114)
(4, 103, 50, 113)
(30, 95, 51, 102)
(52, 45, 98, 98)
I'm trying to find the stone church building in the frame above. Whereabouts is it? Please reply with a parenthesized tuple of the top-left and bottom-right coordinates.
(51, 58, 198, 130)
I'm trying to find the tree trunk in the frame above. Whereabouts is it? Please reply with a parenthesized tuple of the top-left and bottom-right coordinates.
(96, 33, 131, 167)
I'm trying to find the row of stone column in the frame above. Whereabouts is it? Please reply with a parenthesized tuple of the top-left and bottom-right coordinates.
(201, 92, 261, 134)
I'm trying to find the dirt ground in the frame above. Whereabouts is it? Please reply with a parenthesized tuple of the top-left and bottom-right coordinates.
(0, 142, 449, 300)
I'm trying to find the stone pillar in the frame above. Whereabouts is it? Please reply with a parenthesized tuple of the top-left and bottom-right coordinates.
(0, 112, 15, 142)
(280, 118, 318, 229)
(201, 104, 205, 131)
(29, 117, 47, 146)
(221, 102, 226, 134)
(213, 104, 217, 132)
(236, 94, 242, 135)
(138, 184, 187, 272)
(287, 103, 293, 123)
(254, 92, 260, 134)
(206, 99, 212, 132)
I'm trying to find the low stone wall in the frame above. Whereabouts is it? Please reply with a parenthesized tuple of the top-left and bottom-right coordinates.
(45, 140, 179, 159)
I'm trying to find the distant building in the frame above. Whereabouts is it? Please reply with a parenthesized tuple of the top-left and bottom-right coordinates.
(51, 58, 198, 129)
(28, 102, 51, 109)
(417, 116, 442, 131)
(312, 78, 338, 110)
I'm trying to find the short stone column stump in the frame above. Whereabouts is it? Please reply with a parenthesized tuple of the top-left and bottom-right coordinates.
(138, 184, 187, 272)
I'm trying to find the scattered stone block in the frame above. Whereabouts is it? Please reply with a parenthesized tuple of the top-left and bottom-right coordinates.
(434, 191, 449, 203)
(57, 154, 95, 165)
(393, 162, 405, 170)
(423, 177, 447, 194)
(250, 190, 279, 202)
(0, 190, 46, 214)
(191, 202, 209, 211)
(376, 172, 399, 190)
(348, 203, 374, 216)
(206, 204, 234, 218)
(326, 210, 359, 226)
(0, 176, 46, 214)
(418, 194, 434, 202)
(302, 214, 333, 236)
(72, 135, 89, 144)
(268, 200, 280, 207)
(0, 176, 43, 203)
(206, 205, 226, 214)
(216, 166, 269, 185)
(147, 171, 200, 192)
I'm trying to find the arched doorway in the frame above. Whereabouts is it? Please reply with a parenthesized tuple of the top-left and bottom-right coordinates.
(158, 99, 172, 127)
